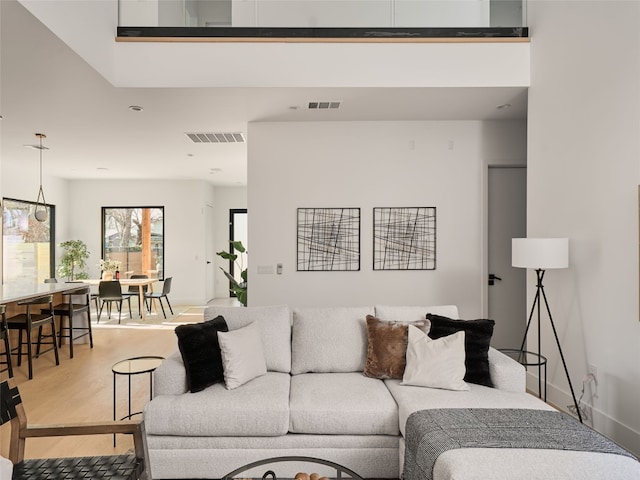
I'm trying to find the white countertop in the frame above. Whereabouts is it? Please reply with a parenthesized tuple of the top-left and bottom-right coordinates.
(0, 282, 90, 304)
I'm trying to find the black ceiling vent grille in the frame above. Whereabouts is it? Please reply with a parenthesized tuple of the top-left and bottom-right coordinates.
(308, 101, 341, 110)
(186, 132, 246, 143)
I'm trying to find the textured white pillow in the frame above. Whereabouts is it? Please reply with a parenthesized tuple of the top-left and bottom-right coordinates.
(217, 321, 267, 390)
(204, 305, 291, 373)
(402, 325, 469, 391)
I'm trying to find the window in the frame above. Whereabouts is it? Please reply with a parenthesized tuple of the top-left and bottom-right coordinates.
(102, 207, 164, 279)
(2, 198, 55, 283)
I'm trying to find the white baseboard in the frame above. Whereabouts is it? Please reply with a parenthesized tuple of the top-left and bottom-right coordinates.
(526, 372, 640, 457)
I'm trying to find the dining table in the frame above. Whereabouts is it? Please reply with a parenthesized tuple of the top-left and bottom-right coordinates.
(83, 277, 159, 320)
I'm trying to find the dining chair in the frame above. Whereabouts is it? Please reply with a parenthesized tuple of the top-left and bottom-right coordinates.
(1, 378, 151, 480)
(97, 281, 132, 324)
(47, 286, 93, 358)
(5, 295, 59, 380)
(144, 277, 173, 319)
(0, 305, 13, 378)
(122, 274, 149, 318)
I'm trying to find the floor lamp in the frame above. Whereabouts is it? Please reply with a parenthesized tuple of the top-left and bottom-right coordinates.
(512, 238, 582, 423)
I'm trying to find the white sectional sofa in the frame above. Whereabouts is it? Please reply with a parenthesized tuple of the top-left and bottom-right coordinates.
(143, 305, 639, 480)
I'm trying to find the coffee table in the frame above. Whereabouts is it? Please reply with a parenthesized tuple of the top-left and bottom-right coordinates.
(222, 456, 364, 480)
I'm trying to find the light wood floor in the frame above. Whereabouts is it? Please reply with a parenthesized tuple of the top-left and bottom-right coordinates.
(0, 324, 179, 460)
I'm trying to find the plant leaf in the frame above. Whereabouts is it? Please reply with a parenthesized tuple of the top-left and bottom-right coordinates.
(217, 251, 238, 262)
(230, 240, 246, 253)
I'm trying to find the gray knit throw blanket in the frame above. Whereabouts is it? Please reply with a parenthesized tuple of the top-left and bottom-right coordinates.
(403, 408, 637, 480)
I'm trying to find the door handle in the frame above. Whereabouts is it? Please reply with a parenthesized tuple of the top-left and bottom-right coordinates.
(206, 261, 211, 264)
(488, 274, 502, 286)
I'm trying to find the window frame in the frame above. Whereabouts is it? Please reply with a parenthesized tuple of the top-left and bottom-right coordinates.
(2, 197, 56, 283)
(101, 206, 165, 280)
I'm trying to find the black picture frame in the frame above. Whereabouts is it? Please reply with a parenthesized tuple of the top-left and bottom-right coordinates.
(373, 207, 436, 270)
(297, 207, 361, 271)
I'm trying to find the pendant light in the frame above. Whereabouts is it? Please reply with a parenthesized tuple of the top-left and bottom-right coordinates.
(34, 133, 48, 222)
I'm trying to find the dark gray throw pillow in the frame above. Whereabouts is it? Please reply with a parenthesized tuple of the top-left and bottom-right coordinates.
(426, 314, 495, 388)
(175, 315, 229, 393)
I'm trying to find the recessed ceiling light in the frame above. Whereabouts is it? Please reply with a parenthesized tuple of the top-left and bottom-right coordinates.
(97, 167, 109, 171)
(128, 105, 143, 112)
(209, 168, 222, 174)
(187, 153, 194, 157)
(496, 103, 511, 110)
(289, 106, 299, 110)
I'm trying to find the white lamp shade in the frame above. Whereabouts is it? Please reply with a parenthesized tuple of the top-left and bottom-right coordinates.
(512, 238, 569, 269)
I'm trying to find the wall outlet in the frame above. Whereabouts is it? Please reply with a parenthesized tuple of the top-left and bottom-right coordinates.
(587, 364, 598, 398)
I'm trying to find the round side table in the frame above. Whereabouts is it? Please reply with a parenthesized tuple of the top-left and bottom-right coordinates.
(499, 348, 547, 401)
(112, 355, 164, 446)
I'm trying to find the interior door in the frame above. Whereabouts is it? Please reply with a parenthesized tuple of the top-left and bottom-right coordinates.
(205, 204, 215, 303)
(488, 166, 527, 349)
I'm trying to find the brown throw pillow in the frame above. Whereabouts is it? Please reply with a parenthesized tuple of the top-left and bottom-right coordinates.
(363, 315, 430, 379)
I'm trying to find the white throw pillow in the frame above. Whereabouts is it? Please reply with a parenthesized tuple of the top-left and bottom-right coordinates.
(401, 325, 470, 391)
(217, 321, 267, 390)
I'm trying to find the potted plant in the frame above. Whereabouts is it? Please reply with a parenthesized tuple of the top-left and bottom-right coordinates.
(57, 240, 90, 281)
(217, 240, 247, 307)
(99, 258, 122, 280)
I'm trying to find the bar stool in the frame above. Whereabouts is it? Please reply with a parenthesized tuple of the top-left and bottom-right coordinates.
(48, 286, 93, 359)
(0, 305, 13, 378)
(6, 295, 60, 379)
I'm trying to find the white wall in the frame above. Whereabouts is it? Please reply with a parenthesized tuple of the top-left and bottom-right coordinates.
(248, 120, 526, 314)
(66, 179, 215, 305)
(528, 0, 640, 454)
(20, 1, 529, 89)
(213, 186, 247, 298)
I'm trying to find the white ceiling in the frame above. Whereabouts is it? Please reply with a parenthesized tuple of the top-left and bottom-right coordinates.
(0, 0, 527, 187)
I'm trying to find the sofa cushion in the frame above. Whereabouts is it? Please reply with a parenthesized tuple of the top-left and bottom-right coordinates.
(204, 305, 291, 373)
(174, 315, 228, 393)
(289, 372, 399, 435)
(291, 307, 373, 374)
(363, 315, 429, 379)
(401, 326, 469, 391)
(144, 372, 290, 437)
(218, 321, 267, 390)
(374, 305, 459, 322)
(426, 314, 495, 387)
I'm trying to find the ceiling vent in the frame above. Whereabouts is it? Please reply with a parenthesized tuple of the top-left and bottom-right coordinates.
(185, 132, 246, 144)
(308, 101, 341, 110)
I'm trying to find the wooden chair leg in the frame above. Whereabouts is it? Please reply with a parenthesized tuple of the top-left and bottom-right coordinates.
(68, 314, 74, 359)
(2, 333, 13, 377)
(58, 316, 65, 348)
(26, 329, 34, 380)
(36, 325, 43, 356)
(87, 311, 94, 348)
(51, 320, 60, 366)
(16, 329, 23, 366)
